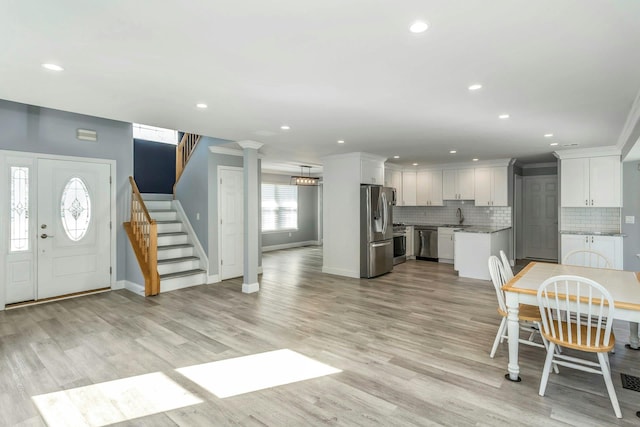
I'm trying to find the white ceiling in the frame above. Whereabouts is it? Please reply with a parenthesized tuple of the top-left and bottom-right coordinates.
(2, 1, 640, 168)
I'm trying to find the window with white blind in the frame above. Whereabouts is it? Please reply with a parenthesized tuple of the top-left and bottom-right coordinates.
(261, 184, 298, 232)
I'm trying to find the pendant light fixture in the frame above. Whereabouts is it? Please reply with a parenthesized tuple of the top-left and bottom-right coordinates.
(290, 166, 319, 186)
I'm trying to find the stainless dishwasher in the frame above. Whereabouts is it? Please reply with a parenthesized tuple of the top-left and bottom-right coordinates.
(414, 226, 438, 260)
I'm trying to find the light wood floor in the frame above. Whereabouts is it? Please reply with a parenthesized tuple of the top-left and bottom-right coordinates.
(2, 247, 640, 426)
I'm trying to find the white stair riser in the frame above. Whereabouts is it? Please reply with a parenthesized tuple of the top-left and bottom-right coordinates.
(149, 211, 178, 221)
(158, 246, 194, 260)
(158, 259, 201, 275)
(156, 222, 183, 233)
(145, 200, 173, 210)
(158, 234, 189, 246)
(161, 273, 207, 292)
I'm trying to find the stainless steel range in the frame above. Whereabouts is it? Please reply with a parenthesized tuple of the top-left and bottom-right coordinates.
(392, 223, 407, 265)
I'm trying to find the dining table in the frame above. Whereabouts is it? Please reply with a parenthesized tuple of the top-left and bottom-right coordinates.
(502, 261, 640, 382)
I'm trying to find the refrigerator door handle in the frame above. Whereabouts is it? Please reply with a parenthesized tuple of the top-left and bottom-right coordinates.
(380, 191, 388, 235)
(372, 241, 392, 248)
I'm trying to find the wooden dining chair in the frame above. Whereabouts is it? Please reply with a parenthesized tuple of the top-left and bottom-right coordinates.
(562, 249, 612, 269)
(537, 275, 621, 418)
(488, 256, 548, 359)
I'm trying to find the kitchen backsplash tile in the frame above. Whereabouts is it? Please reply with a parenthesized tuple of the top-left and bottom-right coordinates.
(561, 207, 620, 233)
(393, 200, 512, 227)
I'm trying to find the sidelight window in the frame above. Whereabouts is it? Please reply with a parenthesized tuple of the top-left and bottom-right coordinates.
(10, 167, 29, 251)
(61, 177, 92, 241)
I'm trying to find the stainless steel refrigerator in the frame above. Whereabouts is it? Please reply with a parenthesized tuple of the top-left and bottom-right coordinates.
(360, 185, 394, 278)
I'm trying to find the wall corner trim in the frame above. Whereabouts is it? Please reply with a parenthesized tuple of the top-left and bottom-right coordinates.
(242, 282, 260, 293)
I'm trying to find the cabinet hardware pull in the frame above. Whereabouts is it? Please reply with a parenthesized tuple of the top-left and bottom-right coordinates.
(591, 199, 594, 206)
(585, 200, 588, 205)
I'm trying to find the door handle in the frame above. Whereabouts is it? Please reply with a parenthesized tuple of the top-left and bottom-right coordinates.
(40, 233, 54, 239)
(372, 241, 391, 248)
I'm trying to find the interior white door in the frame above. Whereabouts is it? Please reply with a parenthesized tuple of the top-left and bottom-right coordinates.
(37, 159, 111, 299)
(219, 167, 244, 280)
(523, 175, 558, 261)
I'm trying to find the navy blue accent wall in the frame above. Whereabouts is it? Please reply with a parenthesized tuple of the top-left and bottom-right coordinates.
(133, 138, 175, 194)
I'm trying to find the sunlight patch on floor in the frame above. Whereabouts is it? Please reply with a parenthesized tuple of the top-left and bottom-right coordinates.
(32, 372, 202, 427)
(176, 349, 342, 398)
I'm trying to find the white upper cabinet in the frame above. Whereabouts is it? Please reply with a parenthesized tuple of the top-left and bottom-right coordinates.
(560, 156, 620, 207)
(443, 168, 475, 200)
(474, 167, 508, 206)
(416, 169, 443, 206)
(361, 157, 384, 185)
(402, 171, 417, 206)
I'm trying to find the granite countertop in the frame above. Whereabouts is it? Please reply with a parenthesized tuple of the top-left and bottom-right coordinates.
(560, 230, 626, 237)
(455, 226, 512, 234)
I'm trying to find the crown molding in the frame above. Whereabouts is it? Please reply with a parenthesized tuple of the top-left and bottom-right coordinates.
(237, 140, 264, 150)
(553, 146, 621, 160)
(209, 145, 264, 158)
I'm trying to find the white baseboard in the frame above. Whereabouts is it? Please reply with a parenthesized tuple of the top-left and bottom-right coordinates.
(262, 240, 321, 252)
(123, 280, 145, 296)
(207, 274, 220, 284)
(321, 266, 360, 278)
(173, 200, 209, 275)
(242, 282, 260, 293)
(258, 266, 263, 274)
(112, 280, 125, 290)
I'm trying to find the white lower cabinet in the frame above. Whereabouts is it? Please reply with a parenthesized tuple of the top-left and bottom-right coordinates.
(438, 227, 458, 263)
(560, 234, 623, 270)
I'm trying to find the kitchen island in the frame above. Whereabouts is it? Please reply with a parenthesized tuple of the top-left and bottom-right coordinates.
(454, 226, 511, 280)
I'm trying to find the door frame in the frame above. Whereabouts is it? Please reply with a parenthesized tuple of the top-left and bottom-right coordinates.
(0, 150, 117, 309)
(217, 165, 244, 280)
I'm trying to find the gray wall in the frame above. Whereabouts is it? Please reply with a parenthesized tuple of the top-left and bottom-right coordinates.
(261, 173, 319, 248)
(0, 99, 133, 281)
(176, 137, 217, 256)
(622, 161, 640, 270)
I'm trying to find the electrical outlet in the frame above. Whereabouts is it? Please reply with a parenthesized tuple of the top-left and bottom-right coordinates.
(625, 216, 635, 224)
(196, 212, 200, 220)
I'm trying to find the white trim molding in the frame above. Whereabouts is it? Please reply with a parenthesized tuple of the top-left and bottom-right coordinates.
(262, 240, 322, 252)
(321, 266, 360, 278)
(123, 280, 145, 296)
(173, 200, 209, 275)
(210, 145, 266, 158)
(207, 274, 220, 284)
(553, 146, 621, 159)
(242, 282, 260, 293)
(237, 140, 264, 150)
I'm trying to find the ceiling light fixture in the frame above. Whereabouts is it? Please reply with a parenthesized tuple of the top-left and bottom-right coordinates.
(281, 125, 291, 130)
(499, 114, 510, 119)
(290, 166, 319, 186)
(42, 63, 64, 71)
(550, 142, 559, 146)
(468, 84, 482, 91)
(337, 140, 345, 144)
(412, 163, 418, 166)
(393, 155, 400, 159)
(409, 21, 429, 33)
(449, 150, 457, 154)
(196, 103, 208, 109)
(544, 133, 554, 138)
(472, 158, 479, 162)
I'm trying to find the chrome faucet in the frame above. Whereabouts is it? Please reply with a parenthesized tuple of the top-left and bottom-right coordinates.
(456, 208, 464, 225)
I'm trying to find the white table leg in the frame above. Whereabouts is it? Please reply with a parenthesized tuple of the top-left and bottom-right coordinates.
(628, 322, 640, 350)
(505, 291, 521, 382)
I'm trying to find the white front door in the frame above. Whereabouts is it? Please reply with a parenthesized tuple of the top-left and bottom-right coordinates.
(36, 159, 111, 299)
(219, 167, 243, 280)
(523, 175, 558, 261)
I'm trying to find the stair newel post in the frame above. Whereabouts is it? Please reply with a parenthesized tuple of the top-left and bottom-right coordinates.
(149, 220, 159, 296)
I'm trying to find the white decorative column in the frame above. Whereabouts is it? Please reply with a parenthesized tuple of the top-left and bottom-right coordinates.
(237, 140, 263, 293)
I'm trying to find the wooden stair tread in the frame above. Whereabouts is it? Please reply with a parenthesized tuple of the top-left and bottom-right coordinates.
(160, 269, 206, 279)
(158, 256, 200, 264)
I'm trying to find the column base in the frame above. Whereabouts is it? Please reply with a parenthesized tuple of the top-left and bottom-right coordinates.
(242, 282, 260, 293)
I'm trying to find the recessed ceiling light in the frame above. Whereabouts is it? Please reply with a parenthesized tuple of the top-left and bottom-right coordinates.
(196, 103, 208, 109)
(449, 150, 457, 154)
(393, 155, 400, 159)
(412, 163, 418, 166)
(281, 125, 290, 130)
(468, 84, 482, 91)
(409, 21, 429, 33)
(499, 114, 510, 119)
(550, 142, 559, 146)
(544, 133, 554, 138)
(337, 140, 345, 144)
(472, 158, 479, 162)
(42, 63, 64, 72)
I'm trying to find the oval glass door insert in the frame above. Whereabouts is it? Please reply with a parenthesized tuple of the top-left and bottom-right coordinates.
(61, 177, 92, 241)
